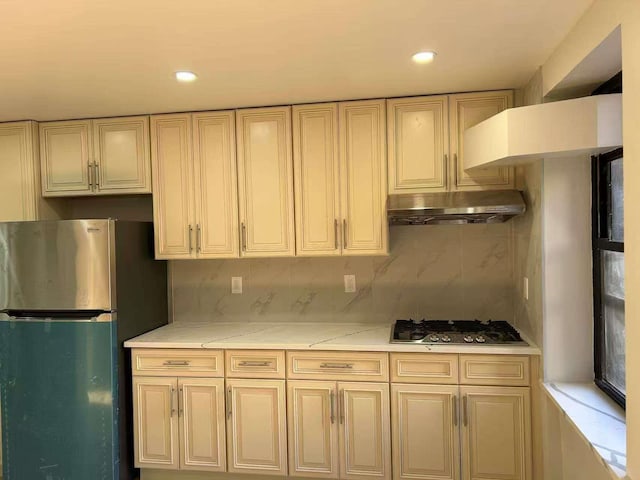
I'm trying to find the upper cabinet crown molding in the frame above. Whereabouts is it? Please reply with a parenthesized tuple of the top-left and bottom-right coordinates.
(40, 116, 152, 197)
(463, 93, 623, 169)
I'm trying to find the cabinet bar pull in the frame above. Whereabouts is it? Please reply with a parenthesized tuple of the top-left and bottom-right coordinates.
(93, 162, 100, 190)
(453, 153, 459, 187)
(163, 360, 190, 366)
(334, 219, 339, 250)
(238, 361, 272, 367)
(463, 394, 468, 427)
(330, 390, 336, 424)
(226, 387, 232, 419)
(444, 154, 449, 188)
(196, 224, 201, 253)
(452, 394, 458, 427)
(343, 220, 347, 248)
(170, 386, 176, 417)
(339, 389, 345, 424)
(320, 362, 353, 369)
(178, 387, 183, 417)
(241, 223, 247, 252)
(88, 163, 93, 190)
(188, 225, 193, 253)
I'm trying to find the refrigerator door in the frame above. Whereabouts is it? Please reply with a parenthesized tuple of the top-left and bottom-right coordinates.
(0, 313, 118, 480)
(0, 219, 114, 311)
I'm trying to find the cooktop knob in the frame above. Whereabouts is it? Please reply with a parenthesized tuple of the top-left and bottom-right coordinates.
(441, 335, 451, 343)
(475, 336, 486, 343)
(463, 335, 474, 343)
(428, 334, 440, 342)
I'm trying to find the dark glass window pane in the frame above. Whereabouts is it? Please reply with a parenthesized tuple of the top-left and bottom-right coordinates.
(602, 250, 625, 394)
(610, 158, 624, 242)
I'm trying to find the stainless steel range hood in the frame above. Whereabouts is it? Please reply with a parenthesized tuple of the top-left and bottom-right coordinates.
(387, 190, 526, 225)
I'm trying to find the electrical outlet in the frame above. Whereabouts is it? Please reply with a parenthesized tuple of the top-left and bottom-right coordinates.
(344, 274, 356, 293)
(231, 277, 243, 294)
(523, 277, 529, 301)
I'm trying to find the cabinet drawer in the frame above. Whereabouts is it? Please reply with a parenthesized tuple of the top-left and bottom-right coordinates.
(131, 349, 223, 377)
(459, 355, 530, 386)
(390, 353, 458, 384)
(225, 350, 285, 379)
(287, 351, 389, 381)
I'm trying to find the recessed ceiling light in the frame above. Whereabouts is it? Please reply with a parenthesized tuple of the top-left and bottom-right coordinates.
(412, 51, 437, 64)
(175, 71, 198, 82)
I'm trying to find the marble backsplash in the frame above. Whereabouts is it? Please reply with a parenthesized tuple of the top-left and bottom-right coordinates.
(170, 223, 515, 324)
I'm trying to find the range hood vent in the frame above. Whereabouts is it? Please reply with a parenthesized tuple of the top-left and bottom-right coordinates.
(387, 190, 526, 225)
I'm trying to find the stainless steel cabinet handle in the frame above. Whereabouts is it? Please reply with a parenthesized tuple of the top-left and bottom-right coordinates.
(453, 153, 459, 187)
(241, 223, 247, 252)
(178, 387, 184, 417)
(339, 389, 345, 424)
(330, 390, 336, 424)
(93, 162, 100, 190)
(320, 362, 354, 369)
(334, 219, 339, 250)
(196, 224, 201, 253)
(188, 225, 193, 253)
(444, 154, 449, 188)
(342, 220, 347, 249)
(463, 394, 468, 427)
(226, 387, 232, 419)
(238, 361, 272, 367)
(163, 360, 190, 366)
(88, 163, 93, 190)
(170, 386, 176, 417)
(453, 394, 458, 427)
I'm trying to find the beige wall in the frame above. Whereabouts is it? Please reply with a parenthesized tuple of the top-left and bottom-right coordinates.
(170, 223, 516, 325)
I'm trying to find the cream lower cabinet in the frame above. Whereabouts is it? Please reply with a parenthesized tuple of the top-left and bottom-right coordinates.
(132, 376, 226, 471)
(226, 378, 288, 475)
(288, 380, 391, 480)
(40, 116, 151, 196)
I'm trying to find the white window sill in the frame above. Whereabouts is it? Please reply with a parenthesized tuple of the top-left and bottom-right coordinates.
(542, 382, 626, 479)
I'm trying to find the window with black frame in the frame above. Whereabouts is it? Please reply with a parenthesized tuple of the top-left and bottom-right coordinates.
(592, 147, 625, 408)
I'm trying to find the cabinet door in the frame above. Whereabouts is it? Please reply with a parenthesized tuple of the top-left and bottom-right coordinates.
(293, 103, 341, 256)
(0, 122, 39, 221)
(236, 107, 295, 257)
(287, 380, 339, 478)
(132, 377, 179, 470)
(227, 379, 288, 475)
(192, 111, 239, 258)
(391, 384, 460, 480)
(40, 120, 92, 196)
(339, 382, 391, 480)
(339, 100, 388, 255)
(449, 91, 513, 190)
(460, 386, 531, 480)
(179, 377, 226, 471)
(387, 96, 449, 193)
(93, 116, 151, 194)
(150, 114, 195, 259)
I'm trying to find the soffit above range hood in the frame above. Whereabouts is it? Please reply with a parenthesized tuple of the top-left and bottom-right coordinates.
(463, 93, 622, 169)
(387, 190, 526, 225)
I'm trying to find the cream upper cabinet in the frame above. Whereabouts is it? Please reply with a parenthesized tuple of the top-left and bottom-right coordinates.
(226, 378, 288, 475)
(151, 112, 239, 259)
(460, 386, 531, 480)
(449, 91, 514, 190)
(236, 106, 295, 257)
(293, 103, 341, 256)
(40, 116, 151, 196)
(178, 378, 227, 472)
(133, 376, 180, 470)
(0, 122, 41, 221)
(287, 380, 339, 478)
(391, 384, 460, 480)
(339, 100, 388, 255)
(387, 96, 449, 194)
(151, 114, 195, 259)
(339, 382, 391, 480)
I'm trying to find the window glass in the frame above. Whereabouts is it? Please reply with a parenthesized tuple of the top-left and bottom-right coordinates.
(602, 250, 625, 394)
(610, 158, 624, 242)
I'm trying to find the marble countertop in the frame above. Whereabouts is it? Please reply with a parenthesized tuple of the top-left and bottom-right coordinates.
(124, 322, 541, 355)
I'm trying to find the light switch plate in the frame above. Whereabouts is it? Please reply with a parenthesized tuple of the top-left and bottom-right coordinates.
(231, 277, 243, 294)
(344, 274, 356, 293)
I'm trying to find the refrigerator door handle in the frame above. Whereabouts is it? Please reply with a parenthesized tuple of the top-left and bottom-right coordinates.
(0, 312, 113, 323)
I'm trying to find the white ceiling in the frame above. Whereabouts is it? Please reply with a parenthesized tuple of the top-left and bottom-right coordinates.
(0, 0, 594, 122)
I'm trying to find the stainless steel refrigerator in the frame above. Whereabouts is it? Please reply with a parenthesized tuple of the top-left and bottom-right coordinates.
(0, 219, 168, 480)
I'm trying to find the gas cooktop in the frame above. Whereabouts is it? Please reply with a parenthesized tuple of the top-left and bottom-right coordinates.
(390, 319, 527, 345)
